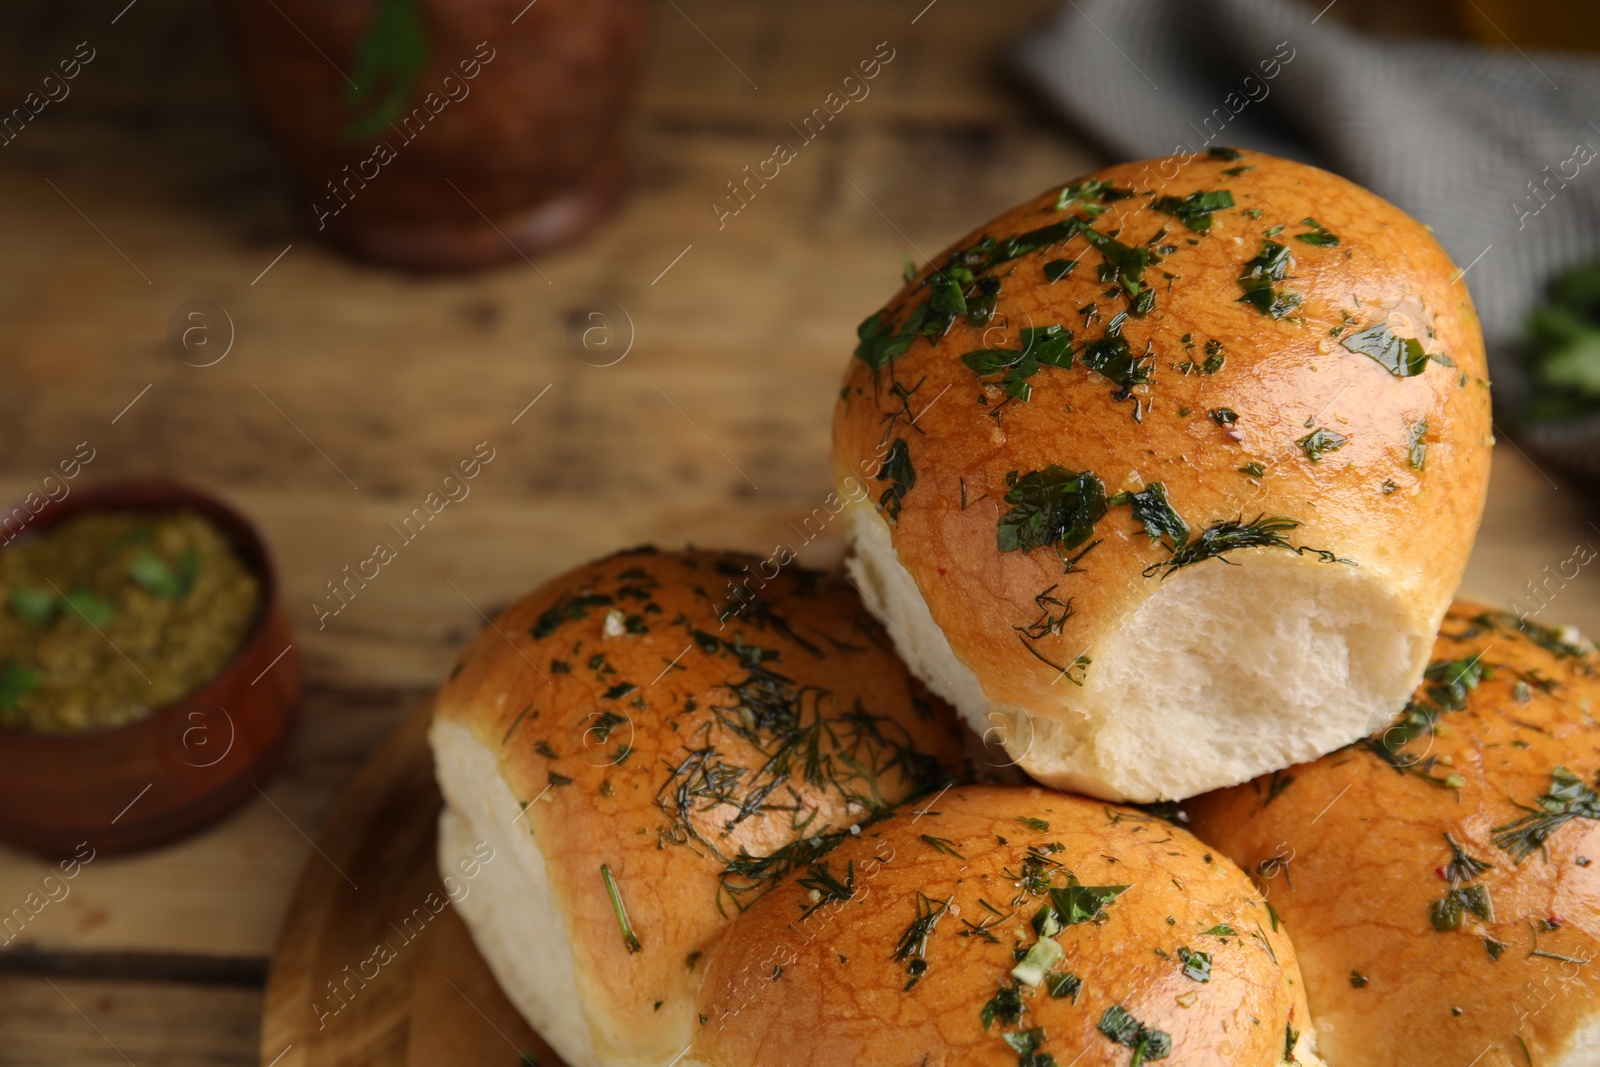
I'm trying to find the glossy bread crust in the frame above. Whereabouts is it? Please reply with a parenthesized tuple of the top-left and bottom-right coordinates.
(432, 547, 969, 1065)
(831, 150, 1493, 792)
(1187, 601, 1600, 1066)
(692, 785, 1316, 1066)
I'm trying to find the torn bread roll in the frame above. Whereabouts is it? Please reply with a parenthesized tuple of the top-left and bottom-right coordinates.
(1186, 601, 1600, 1066)
(688, 784, 1322, 1066)
(832, 149, 1492, 802)
(429, 547, 968, 1067)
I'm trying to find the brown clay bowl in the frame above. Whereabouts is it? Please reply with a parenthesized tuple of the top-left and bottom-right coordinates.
(219, 0, 648, 270)
(0, 480, 303, 858)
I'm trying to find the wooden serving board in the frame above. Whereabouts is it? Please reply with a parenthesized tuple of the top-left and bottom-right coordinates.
(261, 703, 567, 1067)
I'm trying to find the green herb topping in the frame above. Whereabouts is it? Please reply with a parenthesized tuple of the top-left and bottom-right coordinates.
(1431, 884, 1493, 931)
(1298, 428, 1349, 462)
(1152, 189, 1235, 232)
(1081, 312, 1155, 399)
(876, 438, 916, 523)
(1492, 766, 1600, 862)
(1108, 483, 1189, 549)
(532, 592, 615, 639)
(1237, 239, 1299, 318)
(1407, 420, 1428, 470)
(1177, 945, 1211, 982)
(1295, 218, 1340, 246)
(997, 467, 1109, 555)
(960, 324, 1074, 402)
(1341, 323, 1430, 377)
(1098, 1004, 1172, 1066)
(1142, 516, 1346, 579)
(600, 864, 641, 953)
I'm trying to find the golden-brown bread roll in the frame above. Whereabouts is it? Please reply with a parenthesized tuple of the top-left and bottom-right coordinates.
(428, 547, 969, 1067)
(689, 784, 1322, 1066)
(1186, 601, 1600, 1066)
(831, 149, 1493, 802)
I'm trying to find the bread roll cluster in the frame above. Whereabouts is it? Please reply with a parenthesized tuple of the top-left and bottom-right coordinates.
(431, 152, 1599, 1065)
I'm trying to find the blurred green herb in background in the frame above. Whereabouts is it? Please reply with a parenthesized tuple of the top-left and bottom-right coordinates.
(345, 0, 430, 142)
(1522, 258, 1600, 422)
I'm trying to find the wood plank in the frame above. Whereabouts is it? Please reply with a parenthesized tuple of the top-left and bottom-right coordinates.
(0, 976, 260, 1067)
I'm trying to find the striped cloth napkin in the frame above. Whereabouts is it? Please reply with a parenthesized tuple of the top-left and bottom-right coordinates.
(1016, 0, 1600, 473)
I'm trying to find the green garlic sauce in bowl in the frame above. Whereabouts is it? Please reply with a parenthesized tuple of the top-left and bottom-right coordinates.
(0, 510, 262, 734)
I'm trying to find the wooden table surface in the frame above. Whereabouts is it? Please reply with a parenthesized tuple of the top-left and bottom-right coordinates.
(0, 1, 1593, 1063)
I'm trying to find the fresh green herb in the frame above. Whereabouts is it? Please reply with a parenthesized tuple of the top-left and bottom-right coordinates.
(600, 864, 641, 953)
(919, 834, 965, 859)
(1407, 420, 1429, 470)
(344, 0, 429, 140)
(1108, 482, 1189, 549)
(1263, 224, 1285, 237)
(901, 252, 917, 283)
(129, 548, 198, 599)
(1004, 1027, 1051, 1060)
(1142, 516, 1345, 579)
(1350, 970, 1369, 987)
(1492, 766, 1600, 862)
(603, 682, 636, 700)
(1177, 946, 1211, 982)
(62, 589, 115, 629)
(1043, 971, 1081, 1002)
(1237, 240, 1299, 318)
(876, 438, 916, 523)
(8, 588, 57, 626)
(1098, 1005, 1172, 1066)
(799, 860, 855, 916)
(1048, 875, 1129, 926)
(1017, 816, 1050, 832)
(1080, 312, 1154, 398)
(1431, 884, 1493, 931)
(1083, 231, 1156, 298)
(1152, 189, 1235, 232)
(853, 304, 930, 371)
(1010, 934, 1064, 986)
(980, 984, 1025, 1029)
(997, 466, 1108, 555)
(1202, 924, 1236, 937)
(1342, 323, 1430, 377)
(1296, 217, 1340, 247)
(1208, 146, 1243, 161)
(1264, 770, 1296, 806)
(1239, 462, 1266, 477)
(959, 324, 1074, 402)
(589, 710, 627, 742)
(1285, 1023, 1301, 1062)
(893, 891, 950, 989)
(532, 592, 615, 639)
(1298, 428, 1349, 462)
(548, 770, 573, 787)
(1442, 833, 1493, 887)
(1043, 258, 1079, 282)
(1054, 178, 1133, 214)
(1176, 338, 1225, 375)
(1210, 407, 1239, 427)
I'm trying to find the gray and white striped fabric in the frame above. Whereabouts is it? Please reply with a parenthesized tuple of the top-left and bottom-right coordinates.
(1016, 0, 1600, 470)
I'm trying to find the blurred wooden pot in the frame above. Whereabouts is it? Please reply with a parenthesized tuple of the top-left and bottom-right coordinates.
(220, 0, 646, 269)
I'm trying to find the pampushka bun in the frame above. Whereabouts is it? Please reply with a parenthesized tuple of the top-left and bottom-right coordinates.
(1186, 601, 1600, 1066)
(689, 784, 1322, 1066)
(430, 547, 969, 1067)
(831, 149, 1493, 802)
